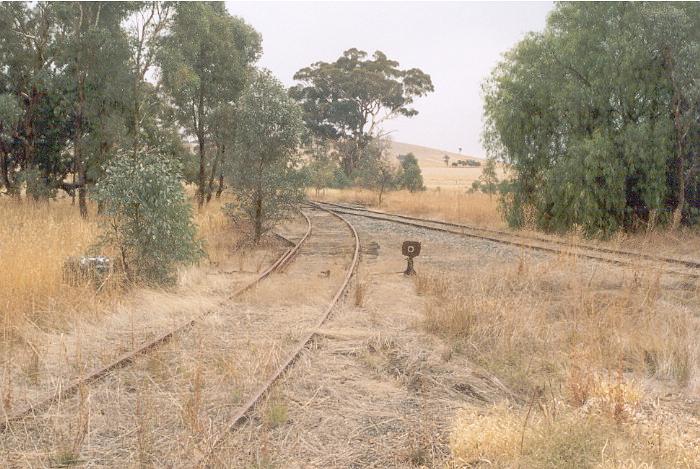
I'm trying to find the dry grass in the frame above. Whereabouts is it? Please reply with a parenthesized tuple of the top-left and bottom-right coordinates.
(1, 207, 349, 466)
(415, 258, 699, 392)
(316, 188, 503, 228)
(414, 256, 700, 467)
(0, 199, 106, 329)
(0, 193, 269, 425)
(451, 403, 700, 468)
(315, 188, 700, 258)
(0, 195, 236, 328)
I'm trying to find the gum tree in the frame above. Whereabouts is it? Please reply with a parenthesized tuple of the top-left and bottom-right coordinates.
(291, 49, 433, 176)
(225, 70, 305, 243)
(483, 2, 699, 236)
(159, 2, 261, 207)
(94, 152, 203, 285)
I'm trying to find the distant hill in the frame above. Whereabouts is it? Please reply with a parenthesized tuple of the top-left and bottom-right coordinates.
(388, 141, 490, 189)
(387, 141, 481, 169)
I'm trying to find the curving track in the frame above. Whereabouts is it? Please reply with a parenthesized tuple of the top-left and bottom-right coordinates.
(315, 200, 700, 279)
(0, 211, 312, 432)
(195, 202, 360, 467)
(2, 204, 360, 468)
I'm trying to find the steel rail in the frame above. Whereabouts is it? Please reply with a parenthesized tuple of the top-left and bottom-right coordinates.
(1, 211, 313, 432)
(195, 202, 360, 468)
(316, 201, 700, 270)
(316, 201, 700, 280)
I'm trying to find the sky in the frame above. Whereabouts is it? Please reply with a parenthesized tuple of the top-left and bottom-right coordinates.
(226, 1, 554, 158)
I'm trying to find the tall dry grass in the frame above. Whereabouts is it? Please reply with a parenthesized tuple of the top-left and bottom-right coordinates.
(0, 200, 103, 328)
(416, 260, 698, 392)
(414, 256, 700, 466)
(316, 188, 503, 228)
(0, 194, 235, 331)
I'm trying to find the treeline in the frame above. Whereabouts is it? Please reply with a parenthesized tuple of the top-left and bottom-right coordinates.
(484, 2, 699, 236)
(0, 2, 433, 282)
(1, 3, 433, 213)
(0, 2, 307, 284)
(0, 2, 261, 215)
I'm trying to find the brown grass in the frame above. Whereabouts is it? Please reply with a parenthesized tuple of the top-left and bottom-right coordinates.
(451, 403, 700, 468)
(316, 188, 503, 228)
(0, 199, 106, 328)
(416, 258, 699, 392)
(414, 255, 700, 467)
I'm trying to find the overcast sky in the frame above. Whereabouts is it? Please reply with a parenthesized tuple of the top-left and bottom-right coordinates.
(226, 1, 553, 157)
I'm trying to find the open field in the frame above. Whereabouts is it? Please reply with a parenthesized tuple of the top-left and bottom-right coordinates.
(387, 141, 506, 190)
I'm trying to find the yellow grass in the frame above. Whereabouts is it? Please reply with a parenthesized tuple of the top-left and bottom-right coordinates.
(0, 200, 102, 328)
(316, 188, 504, 228)
(451, 403, 700, 468)
(0, 193, 234, 330)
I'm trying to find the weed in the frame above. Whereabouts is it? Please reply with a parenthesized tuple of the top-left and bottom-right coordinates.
(264, 398, 288, 429)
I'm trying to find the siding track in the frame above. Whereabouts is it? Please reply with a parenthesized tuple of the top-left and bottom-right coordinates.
(315, 200, 700, 279)
(0, 212, 312, 432)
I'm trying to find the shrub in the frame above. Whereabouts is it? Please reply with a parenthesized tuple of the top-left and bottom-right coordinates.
(94, 153, 203, 284)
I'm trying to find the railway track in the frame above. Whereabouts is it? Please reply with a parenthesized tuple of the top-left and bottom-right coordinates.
(3, 204, 359, 467)
(1, 212, 312, 432)
(195, 202, 360, 467)
(315, 200, 700, 279)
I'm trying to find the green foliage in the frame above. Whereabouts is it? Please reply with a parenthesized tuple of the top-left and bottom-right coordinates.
(225, 70, 305, 243)
(397, 153, 425, 192)
(483, 2, 700, 236)
(306, 157, 337, 196)
(470, 157, 499, 195)
(94, 153, 203, 285)
(291, 48, 433, 175)
(159, 2, 261, 206)
(354, 139, 398, 204)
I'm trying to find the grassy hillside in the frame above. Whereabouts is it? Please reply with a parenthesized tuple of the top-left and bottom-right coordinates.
(386, 141, 480, 168)
(388, 141, 501, 189)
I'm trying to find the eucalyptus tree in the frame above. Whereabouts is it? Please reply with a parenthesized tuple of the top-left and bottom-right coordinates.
(94, 151, 203, 285)
(225, 70, 305, 243)
(397, 153, 424, 193)
(53, 2, 135, 217)
(158, 2, 261, 207)
(125, 1, 174, 155)
(354, 138, 397, 204)
(0, 94, 21, 195)
(0, 2, 67, 199)
(483, 2, 700, 236)
(291, 49, 434, 176)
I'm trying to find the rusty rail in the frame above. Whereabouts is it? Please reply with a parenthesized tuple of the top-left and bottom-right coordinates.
(195, 202, 360, 467)
(1, 211, 313, 432)
(315, 201, 700, 279)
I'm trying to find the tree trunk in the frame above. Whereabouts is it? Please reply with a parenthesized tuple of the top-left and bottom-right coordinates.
(196, 87, 206, 208)
(76, 77, 88, 218)
(0, 139, 17, 197)
(664, 47, 686, 230)
(197, 133, 206, 208)
(671, 93, 685, 229)
(206, 143, 223, 203)
(254, 194, 263, 244)
(74, 6, 88, 218)
(216, 173, 224, 198)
